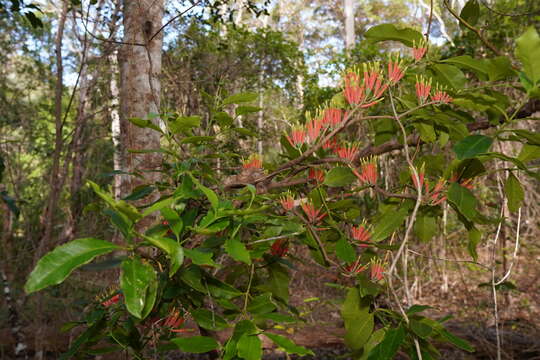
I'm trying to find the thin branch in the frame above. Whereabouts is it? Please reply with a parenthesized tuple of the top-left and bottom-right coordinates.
(494, 207, 521, 286)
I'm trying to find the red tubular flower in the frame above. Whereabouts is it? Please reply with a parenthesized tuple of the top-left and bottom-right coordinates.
(323, 137, 338, 150)
(322, 108, 343, 127)
(415, 76, 431, 104)
(431, 90, 453, 104)
(164, 309, 186, 332)
(280, 192, 295, 211)
(412, 47, 427, 62)
(370, 260, 385, 281)
(308, 168, 325, 184)
(242, 154, 263, 170)
(286, 126, 306, 147)
(270, 239, 288, 257)
(344, 72, 365, 105)
(358, 157, 378, 185)
(301, 201, 327, 224)
(411, 171, 424, 190)
(102, 293, 121, 307)
(334, 144, 359, 163)
(351, 223, 371, 247)
(430, 178, 447, 205)
(306, 119, 322, 143)
(343, 261, 367, 276)
(387, 57, 405, 84)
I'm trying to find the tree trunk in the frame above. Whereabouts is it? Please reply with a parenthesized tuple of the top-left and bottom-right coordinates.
(110, 51, 124, 201)
(119, 0, 164, 225)
(343, 0, 355, 51)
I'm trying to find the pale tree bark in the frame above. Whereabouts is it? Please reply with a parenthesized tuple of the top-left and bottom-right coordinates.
(110, 51, 123, 201)
(344, 0, 355, 51)
(119, 0, 164, 226)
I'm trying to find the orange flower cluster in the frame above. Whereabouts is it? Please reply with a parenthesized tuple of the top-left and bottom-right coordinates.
(242, 154, 263, 170)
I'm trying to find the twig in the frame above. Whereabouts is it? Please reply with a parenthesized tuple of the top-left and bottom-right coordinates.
(407, 249, 489, 269)
(494, 207, 521, 285)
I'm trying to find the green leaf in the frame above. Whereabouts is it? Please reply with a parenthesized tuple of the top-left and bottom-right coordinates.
(181, 136, 215, 144)
(486, 56, 513, 81)
(453, 135, 493, 160)
(247, 293, 276, 315)
(358, 328, 386, 360)
(191, 309, 228, 331)
(268, 263, 289, 302)
(323, 166, 356, 187)
(122, 185, 154, 201)
(264, 333, 314, 356)
(367, 325, 405, 360)
(341, 288, 374, 350)
(410, 319, 433, 338)
(459, 0, 480, 29)
(518, 144, 540, 163)
(144, 236, 184, 277)
(441, 55, 489, 77)
(414, 215, 437, 242)
(364, 24, 423, 47)
(440, 329, 474, 352)
(128, 117, 162, 133)
(406, 305, 432, 315)
(447, 183, 478, 221)
(430, 64, 466, 89)
(168, 115, 201, 134)
(214, 111, 234, 127)
(141, 273, 158, 319)
(25, 238, 120, 294)
(225, 237, 251, 265)
(120, 257, 156, 319)
(184, 249, 217, 267)
(372, 206, 409, 242)
(171, 336, 219, 353)
(335, 238, 356, 263)
(223, 92, 258, 105)
(467, 226, 482, 261)
(142, 197, 175, 217)
(236, 106, 261, 116)
(515, 27, 540, 86)
(414, 122, 436, 143)
(237, 334, 262, 360)
(190, 175, 219, 209)
(504, 173, 524, 212)
(509, 129, 540, 146)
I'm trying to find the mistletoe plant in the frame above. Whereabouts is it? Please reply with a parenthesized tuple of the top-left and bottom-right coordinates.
(25, 23, 540, 360)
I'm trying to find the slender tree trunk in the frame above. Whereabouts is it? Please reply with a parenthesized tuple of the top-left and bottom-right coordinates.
(110, 52, 123, 201)
(37, 0, 68, 259)
(119, 0, 164, 225)
(1, 198, 28, 359)
(344, 0, 355, 51)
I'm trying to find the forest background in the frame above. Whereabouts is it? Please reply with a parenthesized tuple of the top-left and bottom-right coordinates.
(0, 0, 539, 359)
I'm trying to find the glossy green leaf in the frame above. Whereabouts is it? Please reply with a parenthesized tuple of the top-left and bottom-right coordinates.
(364, 24, 423, 47)
(372, 206, 409, 242)
(486, 56, 513, 81)
(447, 183, 478, 221)
(171, 336, 219, 353)
(190, 175, 218, 209)
(323, 166, 356, 187)
(268, 263, 289, 302)
(142, 197, 175, 217)
(144, 236, 184, 277)
(225, 237, 251, 265)
(430, 64, 466, 90)
(518, 144, 540, 163)
(184, 249, 218, 267)
(441, 55, 488, 77)
(223, 92, 258, 105)
(236, 106, 261, 116)
(515, 27, 540, 85)
(237, 334, 262, 360)
(467, 226, 482, 261)
(335, 238, 356, 263)
(410, 319, 433, 338)
(341, 288, 374, 350)
(192, 309, 228, 331)
(25, 238, 120, 294)
(459, 0, 480, 28)
(414, 215, 437, 242)
(406, 305, 432, 315)
(440, 329, 474, 352)
(168, 115, 201, 134)
(128, 117, 162, 133)
(122, 185, 154, 201)
(367, 325, 405, 360)
(120, 257, 156, 319)
(358, 328, 386, 360)
(504, 173, 524, 212)
(453, 135, 493, 160)
(247, 293, 276, 315)
(214, 111, 234, 127)
(264, 333, 314, 356)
